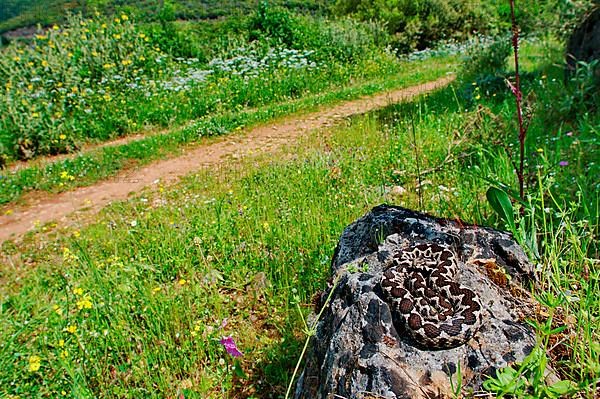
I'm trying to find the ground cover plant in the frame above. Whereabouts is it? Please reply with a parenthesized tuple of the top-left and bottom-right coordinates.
(1, 28, 598, 397)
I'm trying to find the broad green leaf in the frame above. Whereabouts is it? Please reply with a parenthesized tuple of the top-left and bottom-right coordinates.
(486, 186, 516, 232)
(547, 380, 575, 397)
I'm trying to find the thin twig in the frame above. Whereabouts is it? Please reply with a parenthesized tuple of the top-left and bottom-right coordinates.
(284, 275, 341, 399)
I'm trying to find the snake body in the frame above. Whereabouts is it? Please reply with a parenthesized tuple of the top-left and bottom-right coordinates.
(380, 242, 482, 349)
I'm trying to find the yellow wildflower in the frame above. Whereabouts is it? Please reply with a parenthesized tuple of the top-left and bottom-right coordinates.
(28, 355, 41, 372)
(32, 112, 40, 118)
(152, 286, 161, 293)
(101, 23, 107, 29)
(52, 25, 59, 30)
(62, 247, 78, 262)
(52, 304, 63, 316)
(121, 14, 129, 21)
(58, 339, 65, 347)
(13, 56, 20, 62)
(65, 324, 77, 334)
(73, 287, 83, 296)
(41, 60, 49, 67)
(91, 51, 98, 57)
(60, 171, 75, 181)
(114, 17, 121, 23)
(27, 84, 33, 90)
(113, 34, 121, 40)
(76, 294, 93, 310)
(178, 279, 187, 286)
(59, 134, 66, 140)
(59, 350, 68, 359)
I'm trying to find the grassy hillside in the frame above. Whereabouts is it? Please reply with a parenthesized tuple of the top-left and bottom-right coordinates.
(0, 0, 330, 34)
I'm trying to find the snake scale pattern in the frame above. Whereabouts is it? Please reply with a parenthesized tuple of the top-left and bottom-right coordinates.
(380, 242, 483, 349)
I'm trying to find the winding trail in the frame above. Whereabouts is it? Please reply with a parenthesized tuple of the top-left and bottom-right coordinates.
(0, 75, 454, 242)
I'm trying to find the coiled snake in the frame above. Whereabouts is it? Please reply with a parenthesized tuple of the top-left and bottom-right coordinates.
(380, 242, 483, 349)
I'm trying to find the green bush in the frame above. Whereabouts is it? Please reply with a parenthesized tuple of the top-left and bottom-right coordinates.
(334, 0, 495, 53)
(461, 37, 511, 80)
(248, 2, 300, 47)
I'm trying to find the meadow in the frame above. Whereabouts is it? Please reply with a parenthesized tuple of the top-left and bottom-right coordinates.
(0, 1, 599, 398)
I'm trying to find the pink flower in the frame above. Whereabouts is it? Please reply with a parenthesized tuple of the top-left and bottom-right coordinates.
(559, 161, 569, 167)
(219, 336, 243, 357)
(566, 131, 573, 137)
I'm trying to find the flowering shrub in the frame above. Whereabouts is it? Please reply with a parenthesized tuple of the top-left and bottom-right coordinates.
(0, 13, 165, 160)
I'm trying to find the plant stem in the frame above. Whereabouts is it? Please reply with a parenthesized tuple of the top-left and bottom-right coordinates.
(411, 112, 423, 210)
(284, 275, 341, 399)
(509, 0, 526, 201)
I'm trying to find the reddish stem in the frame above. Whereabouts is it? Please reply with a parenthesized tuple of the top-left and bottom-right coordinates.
(509, 0, 526, 201)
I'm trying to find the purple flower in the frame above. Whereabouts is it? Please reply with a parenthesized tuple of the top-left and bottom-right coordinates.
(559, 161, 569, 167)
(220, 336, 243, 357)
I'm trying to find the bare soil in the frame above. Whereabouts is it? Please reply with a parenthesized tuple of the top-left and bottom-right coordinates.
(0, 75, 454, 242)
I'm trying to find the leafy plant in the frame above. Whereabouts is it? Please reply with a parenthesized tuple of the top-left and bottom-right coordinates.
(486, 186, 516, 233)
(461, 36, 511, 81)
(560, 60, 599, 118)
(483, 293, 577, 398)
(248, 2, 299, 47)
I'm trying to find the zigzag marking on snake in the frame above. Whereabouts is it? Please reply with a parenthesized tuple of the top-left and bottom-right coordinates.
(380, 242, 482, 349)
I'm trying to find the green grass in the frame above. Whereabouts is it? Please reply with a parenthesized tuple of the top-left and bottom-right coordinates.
(0, 53, 458, 205)
(1, 37, 598, 398)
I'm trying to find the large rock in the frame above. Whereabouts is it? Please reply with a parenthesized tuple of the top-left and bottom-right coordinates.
(295, 205, 537, 399)
(566, 6, 600, 72)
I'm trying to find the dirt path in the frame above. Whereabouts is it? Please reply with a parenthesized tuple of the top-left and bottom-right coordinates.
(0, 75, 454, 242)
